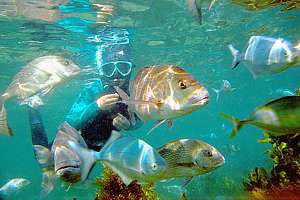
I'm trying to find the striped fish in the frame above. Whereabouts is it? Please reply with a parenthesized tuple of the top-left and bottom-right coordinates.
(0, 55, 80, 136)
(115, 65, 209, 133)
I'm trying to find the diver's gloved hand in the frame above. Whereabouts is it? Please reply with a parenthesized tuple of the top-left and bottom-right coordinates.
(113, 113, 131, 130)
(96, 93, 119, 110)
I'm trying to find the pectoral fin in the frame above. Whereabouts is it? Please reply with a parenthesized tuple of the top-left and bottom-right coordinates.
(105, 163, 133, 186)
(0, 101, 12, 136)
(146, 119, 167, 135)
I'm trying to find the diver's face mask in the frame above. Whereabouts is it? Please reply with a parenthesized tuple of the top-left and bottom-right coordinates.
(99, 61, 132, 87)
(100, 61, 132, 77)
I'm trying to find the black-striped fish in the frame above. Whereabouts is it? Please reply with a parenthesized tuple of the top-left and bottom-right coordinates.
(0, 55, 80, 136)
(115, 65, 209, 133)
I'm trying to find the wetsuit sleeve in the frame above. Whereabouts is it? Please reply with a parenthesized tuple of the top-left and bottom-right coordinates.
(65, 81, 104, 130)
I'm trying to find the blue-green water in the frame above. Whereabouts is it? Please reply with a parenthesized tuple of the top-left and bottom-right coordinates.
(0, 0, 299, 199)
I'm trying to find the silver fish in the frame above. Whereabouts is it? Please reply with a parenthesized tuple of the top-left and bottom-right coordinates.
(158, 139, 225, 183)
(0, 178, 30, 199)
(68, 131, 168, 186)
(33, 122, 85, 197)
(229, 36, 300, 78)
(0, 55, 80, 136)
(115, 65, 208, 134)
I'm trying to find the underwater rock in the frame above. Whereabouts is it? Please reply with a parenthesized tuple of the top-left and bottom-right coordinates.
(95, 165, 158, 200)
(231, 0, 300, 11)
(244, 133, 300, 199)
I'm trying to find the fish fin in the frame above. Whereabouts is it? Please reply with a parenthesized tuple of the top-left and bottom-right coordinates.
(40, 169, 56, 198)
(208, 0, 217, 10)
(67, 141, 96, 181)
(105, 163, 133, 186)
(114, 86, 158, 108)
(182, 176, 193, 187)
(102, 130, 122, 150)
(146, 119, 167, 135)
(228, 44, 241, 69)
(220, 112, 248, 139)
(33, 145, 52, 167)
(0, 98, 13, 136)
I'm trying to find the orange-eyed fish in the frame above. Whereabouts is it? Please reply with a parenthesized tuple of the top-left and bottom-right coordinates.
(67, 130, 168, 186)
(114, 64, 209, 134)
(0, 178, 30, 199)
(228, 36, 300, 78)
(0, 56, 80, 136)
(221, 96, 300, 138)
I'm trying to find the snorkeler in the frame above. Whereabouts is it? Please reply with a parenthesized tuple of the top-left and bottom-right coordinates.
(28, 28, 142, 196)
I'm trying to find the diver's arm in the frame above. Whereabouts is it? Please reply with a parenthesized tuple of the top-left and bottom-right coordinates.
(65, 81, 104, 129)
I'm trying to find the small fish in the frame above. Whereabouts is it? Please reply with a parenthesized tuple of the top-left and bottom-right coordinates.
(115, 65, 209, 134)
(0, 178, 30, 199)
(221, 96, 300, 138)
(158, 139, 225, 183)
(228, 36, 300, 78)
(212, 79, 235, 101)
(68, 131, 168, 186)
(0, 56, 80, 136)
(186, 0, 218, 24)
(33, 122, 86, 197)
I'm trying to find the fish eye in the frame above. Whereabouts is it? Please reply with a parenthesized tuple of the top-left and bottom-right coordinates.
(178, 80, 187, 89)
(203, 149, 213, 157)
(151, 163, 158, 171)
(64, 60, 70, 65)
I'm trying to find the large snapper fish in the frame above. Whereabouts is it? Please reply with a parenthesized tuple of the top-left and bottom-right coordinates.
(0, 55, 80, 136)
(115, 65, 209, 133)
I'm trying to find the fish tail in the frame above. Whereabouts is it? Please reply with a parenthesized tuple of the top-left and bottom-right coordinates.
(228, 44, 241, 69)
(220, 112, 247, 139)
(0, 96, 12, 136)
(67, 141, 96, 181)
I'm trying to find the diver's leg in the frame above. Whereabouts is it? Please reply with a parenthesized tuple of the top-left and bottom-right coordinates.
(28, 106, 48, 147)
(28, 106, 55, 197)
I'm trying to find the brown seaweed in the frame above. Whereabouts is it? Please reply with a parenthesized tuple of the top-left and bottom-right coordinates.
(244, 133, 300, 199)
(231, 0, 300, 11)
(95, 166, 158, 200)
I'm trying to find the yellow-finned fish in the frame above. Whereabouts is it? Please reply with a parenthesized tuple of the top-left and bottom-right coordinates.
(221, 96, 300, 138)
(0, 56, 80, 136)
(0, 178, 30, 199)
(115, 65, 209, 134)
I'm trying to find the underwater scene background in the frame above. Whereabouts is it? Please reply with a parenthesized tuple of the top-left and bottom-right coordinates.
(0, 0, 299, 199)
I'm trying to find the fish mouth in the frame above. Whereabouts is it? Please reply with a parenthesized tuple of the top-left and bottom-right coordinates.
(191, 95, 209, 106)
(56, 165, 81, 183)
